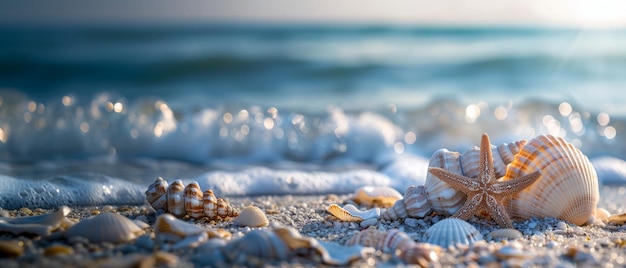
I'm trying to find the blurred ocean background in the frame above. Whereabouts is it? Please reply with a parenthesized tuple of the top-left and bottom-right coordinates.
(2, 22, 626, 208)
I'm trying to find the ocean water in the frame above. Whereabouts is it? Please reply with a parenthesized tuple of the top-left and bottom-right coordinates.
(1, 24, 626, 209)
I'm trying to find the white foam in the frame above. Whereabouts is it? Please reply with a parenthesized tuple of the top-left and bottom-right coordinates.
(592, 156, 626, 185)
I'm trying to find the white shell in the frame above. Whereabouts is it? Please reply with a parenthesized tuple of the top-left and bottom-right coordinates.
(503, 135, 599, 226)
(488, 228, 523, 240)
(65, 213, 145, 243)
(224, 229, 289, 261)
(327, 204, 380, 222)
(233, 206, 269, 227)
(154, 214, 206, 242)
(381, 140, 525, 221)
(423, 218, 484, 248)
(0, 206, 71, 237)
(353, 186, 402, 208)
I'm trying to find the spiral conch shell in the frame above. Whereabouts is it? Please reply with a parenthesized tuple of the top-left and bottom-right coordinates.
(502, 135, 599, 226)
(347, 228, 440, 265)
(381, 140, 525, 221)
(145, 177, 239, 219)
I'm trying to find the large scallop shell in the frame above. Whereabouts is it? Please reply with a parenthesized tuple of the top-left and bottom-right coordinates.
(502, 135, 599, 226)
(423, 218, 484, 248)
(353, 186, 402, 208)
(65, 213, 145, 244)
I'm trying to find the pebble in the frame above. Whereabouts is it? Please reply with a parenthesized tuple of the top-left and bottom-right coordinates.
(404, 218, 419, 228)
(556, 221, 568, 230)
(0, 240, 24, 258)
(359, 218, 377, 228)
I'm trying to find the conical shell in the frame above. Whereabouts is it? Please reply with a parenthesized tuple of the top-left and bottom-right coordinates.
(423, 218, 483, 248)
(425, 140, 525, 217)
(347, 228, 415, 254)
(233, 206, 269, 227)
(353, 186, 402, 208)
(502, 135, 599, 226)
(381, 185, 430, 220)
(145, 177, 168, 211)
(166, 180, 186, 217)
(65, 213, 145, 244)
(184, 182, 204, 219)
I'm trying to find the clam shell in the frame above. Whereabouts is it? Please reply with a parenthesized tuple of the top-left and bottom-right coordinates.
(423, 218, 483, 248)
(224, 229, 289, 260)
(233, 206, 269, 227)
(154, 213, 206, 242)
(503, 135, 599, 226)
(353, 186, 402, 208)
(65, 213, 145, 243)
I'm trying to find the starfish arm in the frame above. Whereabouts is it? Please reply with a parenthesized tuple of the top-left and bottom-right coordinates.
(428, 167, 481, 192)
(479, 133, 496, 185)
(452, 194, 483, 220)
(485, 194, 513, 228)
(490, 171, 542, 196)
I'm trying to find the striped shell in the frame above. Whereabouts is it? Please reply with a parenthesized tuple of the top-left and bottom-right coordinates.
(502, 135, 599, 226)
(65, 213, 145, 244)
(353, 186, 403, 208)
(381, 140, 525, 221)
(347, 228, 440, 265)
(145, 177, 239, 220)
(423, 218, 484, 248)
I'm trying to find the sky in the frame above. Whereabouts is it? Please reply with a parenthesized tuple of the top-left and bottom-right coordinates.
(1, 0, 626, 28)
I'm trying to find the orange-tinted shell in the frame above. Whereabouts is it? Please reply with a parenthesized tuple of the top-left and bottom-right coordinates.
(503, 135, 599, 226)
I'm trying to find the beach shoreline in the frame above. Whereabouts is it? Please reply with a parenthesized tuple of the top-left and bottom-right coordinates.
(0, 185, 625, 267)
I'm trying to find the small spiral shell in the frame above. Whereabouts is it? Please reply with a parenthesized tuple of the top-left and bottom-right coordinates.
(381, 140, 526, 221)
(145, 177, 239, 219)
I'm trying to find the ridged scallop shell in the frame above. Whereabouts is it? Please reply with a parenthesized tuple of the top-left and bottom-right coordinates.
(347, 228, 440, 265)
(65, 213, 145, 243)
(502, 135, 599, 226)
(233, 206, 269, 227)
(327, 204, 380, 222)
(423, 218, 484, 248)
(353, 186, 403, 208)
(145, 178, 239, 220)
(381, 140, 525, 221)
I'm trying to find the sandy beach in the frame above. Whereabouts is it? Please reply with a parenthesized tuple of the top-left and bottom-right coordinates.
(0, 184, 624, 267)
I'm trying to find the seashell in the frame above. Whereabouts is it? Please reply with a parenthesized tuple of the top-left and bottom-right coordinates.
(0, 206, 72, 237)
(273, 224, 373, 266)
(488, 228, 523, 240)
(233, 206, 269, 227)
(145, 178, 239, 220)
(154, 213, 206, 242)
(607, 212, 626, 225)
(44, 244, 74, 256)
(327, 204, 380, 222)
(595, 208, 611, 222)
(353, 186, 403, 208)
(224, 229, 289, 261)
(502, 135, 599, 226)
(0, 240, 24, 258)
(166, 180, 186, 217)
(65, 212, 145, 243)
(145, 177, 168, 211)
(423, 218, 484, 248)
(346, 227, 440, 265)
(381, 140, 525, 221)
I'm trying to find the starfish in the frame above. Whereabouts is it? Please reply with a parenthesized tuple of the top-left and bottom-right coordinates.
(428, 133, 541, 228)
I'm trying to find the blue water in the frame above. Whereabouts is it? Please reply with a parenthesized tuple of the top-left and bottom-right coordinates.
(1, 24, 626, 208)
